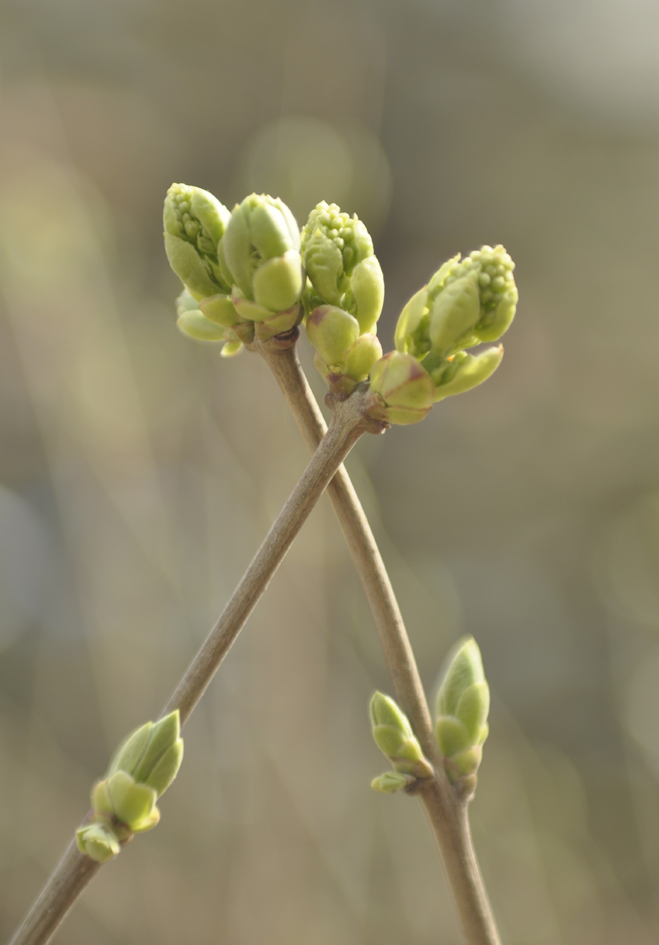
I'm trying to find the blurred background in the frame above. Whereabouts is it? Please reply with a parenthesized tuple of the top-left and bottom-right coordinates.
(2, 0, 659, 942)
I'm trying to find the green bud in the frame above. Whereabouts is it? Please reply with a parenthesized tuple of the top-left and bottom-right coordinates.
(307, 306, 360, 369)
(368, 351, 435, 426)
(301, 202, 384, 332)
(369, 692, 433, 778)
(343, 333, 383, 382)
(91, 711, 183, 830)
(223, 194, 303, 314)
(75, 824, 121, 863)
(430, 346, 504, 402)
(394, 245, 517, 363)
(370, 771, 415, 793)
(131, 711, 182, 788)
(164, 183, 231, 298)
(434, 637, 490, 791)
(107, 770, 157, 830)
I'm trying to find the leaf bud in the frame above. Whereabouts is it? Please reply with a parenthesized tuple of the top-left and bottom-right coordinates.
(369, 692, 433, 778)
(370, 771, 415, 793)
(75, 823, 121, 863)
(89, 711, 184, 832)
(368, 351, 435, 426)
(434, 638, 490, 791)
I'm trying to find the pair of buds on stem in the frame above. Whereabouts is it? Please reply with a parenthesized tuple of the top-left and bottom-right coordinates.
(164, 185, 518, 424)
(371, 637, 490, 799)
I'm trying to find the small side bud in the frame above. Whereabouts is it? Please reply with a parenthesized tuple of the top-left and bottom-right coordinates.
(75, 824, 121, 863)
(369, 692, 433, 779)
(371, 771, 415, 793)
(368, 352, 435, 426)
(434, 637, 490, 794)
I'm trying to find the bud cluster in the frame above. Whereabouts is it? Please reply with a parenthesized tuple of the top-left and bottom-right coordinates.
(165, 187, 308, 354)
(369, 692, 433, 793)
(302, 202, 385, 396)
(434, 637, 489, 796)
(163, 186, 518, 423)
(75, 712, 184, 863)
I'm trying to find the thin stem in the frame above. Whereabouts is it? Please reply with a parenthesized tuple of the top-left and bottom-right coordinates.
(255, 338, 500, 945)
(7, 841, 101, 945)
(161, 389, 381, 723)
(9, 391, 383, 945)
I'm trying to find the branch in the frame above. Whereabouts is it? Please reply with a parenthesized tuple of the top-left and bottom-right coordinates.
(254, 336, 500, 945)
(9, 388, 384, 945)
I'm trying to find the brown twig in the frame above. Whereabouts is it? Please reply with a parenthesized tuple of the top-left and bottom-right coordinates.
(254, 335, 500, 945)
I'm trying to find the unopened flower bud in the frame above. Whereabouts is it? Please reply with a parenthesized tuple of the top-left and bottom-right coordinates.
(395, 245, 517, 361)
(435, 638, 490, 792)
(222, 194, 303, 317)
(75, 823, 120, 863)
(370, 692, 433, 778)
(301, 202, 384, 333)
(164, 183, 231, 299)
(368, 352, 435, 426)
